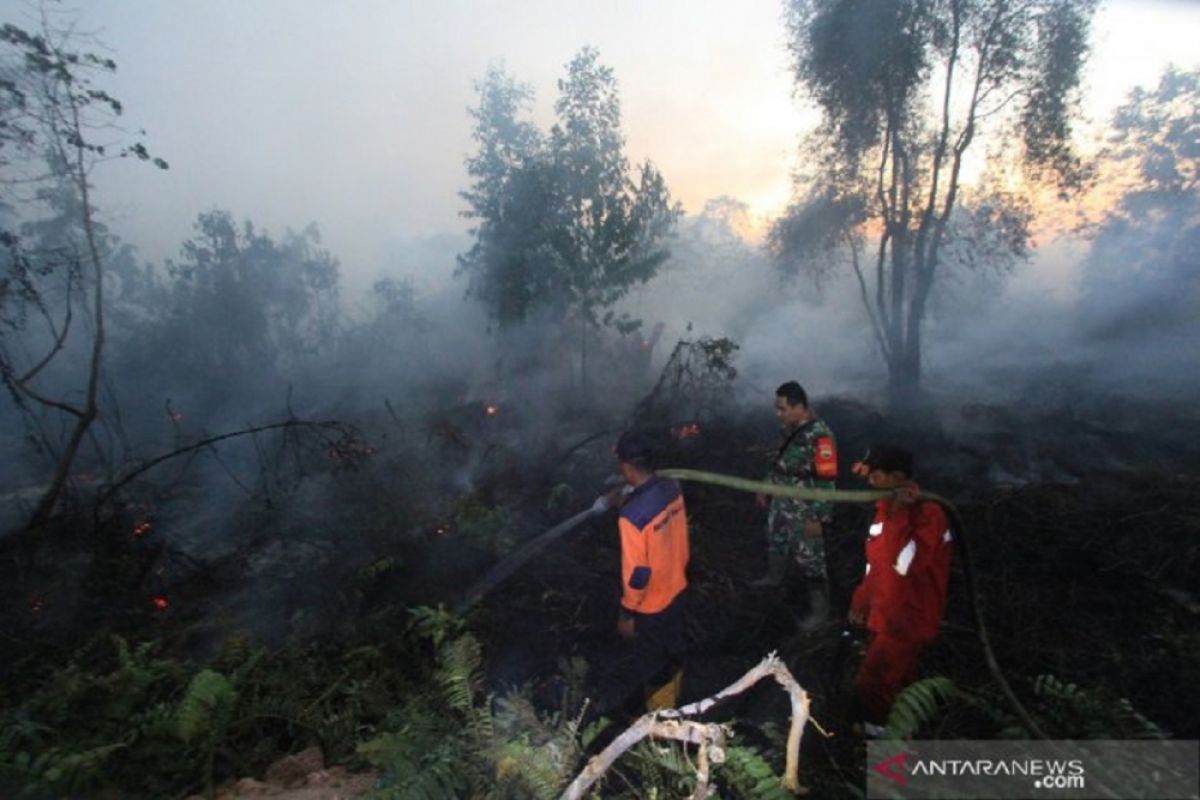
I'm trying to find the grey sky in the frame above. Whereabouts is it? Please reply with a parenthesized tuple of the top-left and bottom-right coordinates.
(2, 0, 1197, 289)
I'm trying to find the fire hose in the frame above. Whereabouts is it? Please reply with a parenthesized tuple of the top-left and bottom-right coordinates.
(655, 468, 1047, 740)
(457, 467, 1046, 740)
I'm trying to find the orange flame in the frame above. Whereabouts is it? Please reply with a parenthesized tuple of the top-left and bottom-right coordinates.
(132, 520, 152, 538)
(151, 596, 169, 610)
(671, 423, 702, 440)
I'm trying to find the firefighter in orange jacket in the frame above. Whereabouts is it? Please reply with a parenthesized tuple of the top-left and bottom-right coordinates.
(848, 444, 953, 737)
(594, 431, 690, 714)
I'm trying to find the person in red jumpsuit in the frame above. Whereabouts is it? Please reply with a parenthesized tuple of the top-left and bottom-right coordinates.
(848, 444, 953, 737)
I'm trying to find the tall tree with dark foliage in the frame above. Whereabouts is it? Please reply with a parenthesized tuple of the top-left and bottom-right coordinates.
(458, 49, 680, 387)
(772, 0, 1096, 396)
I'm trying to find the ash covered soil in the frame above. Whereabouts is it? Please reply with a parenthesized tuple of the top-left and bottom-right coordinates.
(2, 384, 1198, 798)
(469, 391, 1200, 779)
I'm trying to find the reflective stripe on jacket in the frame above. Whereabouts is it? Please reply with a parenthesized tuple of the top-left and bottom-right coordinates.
(850, 490, 952, 643)
(618, 477, 689, 615)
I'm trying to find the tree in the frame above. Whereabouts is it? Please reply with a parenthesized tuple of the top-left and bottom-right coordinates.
(456, 64, 551, 324)
(771, 0, 1095, 395)
(0, 15, 166, 529)
(120, 211, 341, 414)
(457, 50, 680, 387)
(1079, 67, 1199, 343)
(547, 48, 680, 386)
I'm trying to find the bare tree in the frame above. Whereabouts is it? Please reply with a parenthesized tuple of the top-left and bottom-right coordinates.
(1, 12, 166, 529)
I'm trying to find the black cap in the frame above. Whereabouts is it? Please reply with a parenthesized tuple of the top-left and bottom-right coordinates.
(615, 431, 654, 468)
(862, 444, 913, 476)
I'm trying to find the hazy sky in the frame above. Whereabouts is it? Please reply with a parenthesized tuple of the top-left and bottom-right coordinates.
(2, 0, 1197, 286)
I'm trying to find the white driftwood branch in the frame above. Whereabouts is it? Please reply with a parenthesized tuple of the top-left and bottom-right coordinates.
(558, 652, 811, 800)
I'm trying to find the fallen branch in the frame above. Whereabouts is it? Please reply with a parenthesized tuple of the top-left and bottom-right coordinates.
(94, 418, 356, 510)
(559, 652, 811, 800)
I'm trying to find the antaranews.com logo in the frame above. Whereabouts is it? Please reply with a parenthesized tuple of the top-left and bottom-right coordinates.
(871, 750, 1087, 792)
(866, 740, 1198, 799)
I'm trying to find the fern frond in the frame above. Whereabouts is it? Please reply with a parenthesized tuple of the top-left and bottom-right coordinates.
(885, 676, 958, 739)
(175, 669, 237, 743)
(1033, 673, 1168, 738)
(721, 744, 796, 800)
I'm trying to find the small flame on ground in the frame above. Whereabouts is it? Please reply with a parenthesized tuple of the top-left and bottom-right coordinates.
(29, 595, 44, 614)
(434, 523, 451, 537)
(132, 520, 152, 538)
(485, 404, 499, 417)
(151, 596, 169, 610)
(671, 423, 702, 440)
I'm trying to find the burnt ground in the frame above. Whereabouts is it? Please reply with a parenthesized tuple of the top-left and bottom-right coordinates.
(2, 386, 1198, 797)
(463, 393, 1200, 794)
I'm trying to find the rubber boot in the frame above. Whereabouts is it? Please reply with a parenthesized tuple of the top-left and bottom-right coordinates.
(749, 552, 788, 588)
(798, 582, 830, 631)
(645, 668, 683, 712)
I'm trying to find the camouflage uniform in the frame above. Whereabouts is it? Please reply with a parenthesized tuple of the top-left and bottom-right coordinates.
(766, 419, 837, 579)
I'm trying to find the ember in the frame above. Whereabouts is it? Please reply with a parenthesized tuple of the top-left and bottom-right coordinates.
(151, 596, 169, 610)
(485, 404, 499, 417)
(326, 438, 377, 464)
(29, 595, 44, 614)
(434, 523, 452, 537)
(132, 519, 152, 538)
(671, 422, 702, 440)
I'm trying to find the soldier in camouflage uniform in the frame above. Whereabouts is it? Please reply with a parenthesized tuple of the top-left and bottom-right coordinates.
(753, 382, 838, 629)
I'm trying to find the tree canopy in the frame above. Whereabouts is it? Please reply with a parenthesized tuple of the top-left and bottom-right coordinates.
(456, 49, 680, 343)
(1080, 67, 1200, 342)
(773, 0, 1096, 393)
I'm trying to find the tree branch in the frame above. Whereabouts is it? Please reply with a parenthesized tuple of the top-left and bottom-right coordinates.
(560, 652, 813, 799)
(94, 418, 353, 510)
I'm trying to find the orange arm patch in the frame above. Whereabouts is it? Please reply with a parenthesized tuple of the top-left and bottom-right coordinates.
(814, 436, 838, 479)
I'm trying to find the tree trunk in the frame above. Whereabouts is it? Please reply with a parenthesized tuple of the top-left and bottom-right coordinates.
(579, 313, 588, 393)
(26, 120, 106, 531)
(886, 325, 922, 410)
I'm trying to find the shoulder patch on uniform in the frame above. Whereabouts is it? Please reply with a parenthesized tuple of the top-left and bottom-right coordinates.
(814, 435, 837, 479)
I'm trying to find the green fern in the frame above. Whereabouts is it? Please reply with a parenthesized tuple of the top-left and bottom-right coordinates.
(490, 691, 585, 798)
(407, 604, 466, 650)
(175, 670, 237, 743)
(625, 740, 696, 798)
(720, 745, 796, 800)
(884, 676, 959, 739)
(437, 634, 494, 744)
(1032, 674, 1167, 738)
(176, 669, 238, 799)
(358, 696, 469, 800)
(362, 736, 468, 800)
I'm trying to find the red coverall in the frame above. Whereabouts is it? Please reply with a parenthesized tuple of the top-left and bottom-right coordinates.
(849, 489, 952, 725)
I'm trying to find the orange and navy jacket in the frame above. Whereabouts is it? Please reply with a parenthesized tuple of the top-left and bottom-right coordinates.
(618, 476, 689, 615)
(850, 486, 952, 643)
